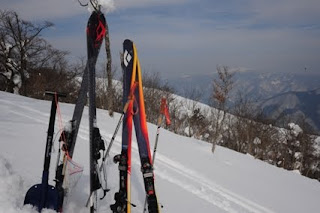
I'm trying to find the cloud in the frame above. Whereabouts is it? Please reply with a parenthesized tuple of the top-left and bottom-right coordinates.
(114, 0, 189, 9)
(2, 0, 319, 78)
(98, 0, 115, 13)
(1, 0, 189, 21)
(2, 0, 84, 20)
(247, 0, 320, 27)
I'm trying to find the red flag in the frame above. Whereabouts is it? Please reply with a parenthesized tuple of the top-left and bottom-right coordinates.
(160, 98, 171, 125)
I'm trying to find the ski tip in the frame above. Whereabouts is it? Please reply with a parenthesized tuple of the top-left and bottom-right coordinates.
(123, 39, 133, 45)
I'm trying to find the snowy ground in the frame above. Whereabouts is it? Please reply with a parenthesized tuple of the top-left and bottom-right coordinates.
(1, 91, 320, 213)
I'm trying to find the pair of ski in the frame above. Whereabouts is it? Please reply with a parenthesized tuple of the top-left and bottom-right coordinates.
(24, 10, 108, 213)
(56, 10, 108, 213)
(110, 40, 166, 213)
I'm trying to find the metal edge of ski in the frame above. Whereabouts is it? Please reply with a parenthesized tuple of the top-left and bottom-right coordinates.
(24, 91, 66, 212)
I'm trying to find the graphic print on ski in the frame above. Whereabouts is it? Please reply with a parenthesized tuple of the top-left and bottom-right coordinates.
(87, 10, 106, 213)
(111, 39, 160, 213)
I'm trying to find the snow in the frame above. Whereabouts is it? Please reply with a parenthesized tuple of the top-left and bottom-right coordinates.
(13, 74, 22, 87)
(288, 123, 303, 137)
(253, 137, 261, 145)
(271, 80, 280, 86)
(314, 137, 320, 156)
(1, 91, 320, 213)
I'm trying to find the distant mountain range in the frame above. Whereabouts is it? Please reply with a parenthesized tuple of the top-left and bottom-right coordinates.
(168, 71, 320, 133)
(232, 71, 320, 102)
(258, 88, 320, 133)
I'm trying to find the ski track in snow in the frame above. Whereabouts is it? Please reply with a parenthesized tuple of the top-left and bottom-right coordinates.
(100, 130, 274, 213)
(155, 155, 274, 213)
(4, 99, 275, 213)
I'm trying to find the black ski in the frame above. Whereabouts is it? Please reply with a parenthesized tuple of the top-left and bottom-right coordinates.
(54, 9, 107, 212)
(87, 10, 107, 213)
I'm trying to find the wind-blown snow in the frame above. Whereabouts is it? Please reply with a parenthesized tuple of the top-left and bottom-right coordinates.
(0, 91, 320, 213)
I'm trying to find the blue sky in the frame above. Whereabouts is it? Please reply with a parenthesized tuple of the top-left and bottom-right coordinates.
(2, 0, 320, 79)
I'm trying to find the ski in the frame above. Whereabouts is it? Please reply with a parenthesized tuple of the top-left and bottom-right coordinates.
(87, 9, 107, 213)
(54, 8, 107, 212)
(110, 39, 161, 213)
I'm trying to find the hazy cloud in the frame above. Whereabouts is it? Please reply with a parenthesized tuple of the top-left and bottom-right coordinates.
(2, 0, 320, 78)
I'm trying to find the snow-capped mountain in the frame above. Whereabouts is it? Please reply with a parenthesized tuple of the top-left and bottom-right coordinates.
(168, 71, 320, 133)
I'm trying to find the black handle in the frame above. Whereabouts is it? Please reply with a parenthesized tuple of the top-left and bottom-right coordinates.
(45, 91, 67, 98)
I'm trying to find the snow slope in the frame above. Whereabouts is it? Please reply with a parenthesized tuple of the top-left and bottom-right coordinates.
(1, 91, 320, 213)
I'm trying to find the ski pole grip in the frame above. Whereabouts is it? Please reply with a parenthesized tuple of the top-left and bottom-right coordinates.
(157, 115, 163, 126)
(45, 91, 67, 98)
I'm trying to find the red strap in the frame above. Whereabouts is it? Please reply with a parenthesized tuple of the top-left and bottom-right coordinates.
(55, 93, 69, 155)
(128, 82, 139, 115)
(128, 82, 138, 101)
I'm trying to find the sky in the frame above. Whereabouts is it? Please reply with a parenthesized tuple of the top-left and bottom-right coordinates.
(2, 0, 320, 79)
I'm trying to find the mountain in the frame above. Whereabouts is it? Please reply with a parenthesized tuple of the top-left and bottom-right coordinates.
(257, 88, 320, 133)
(1, 91, 320, 213)
(233, 71, 320, 102)
(168, 71, 320, 133)
(168, 71, 320, 104)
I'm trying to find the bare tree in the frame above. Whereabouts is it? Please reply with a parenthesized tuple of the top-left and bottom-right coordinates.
(0, 10, 53, 95)
(142, 71, 174, 124)
(167, 97, 184, 134)
(230, 91, 257, 153)
(181, 86, 210, 138)
(96, 64, 122, 113)
(210, 66, 235, 153)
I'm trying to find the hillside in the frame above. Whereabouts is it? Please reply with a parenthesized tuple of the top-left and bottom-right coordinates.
(1, 91, 320, 213)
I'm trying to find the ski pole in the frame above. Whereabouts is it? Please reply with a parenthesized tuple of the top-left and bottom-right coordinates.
(100, 100, 129, 170)
(100, 82, 138, 171)
(95, 99, 131, 201)
(151, 98, 170, 166)
(85, 83, 138, 204)
(143, 98, 170, 213)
